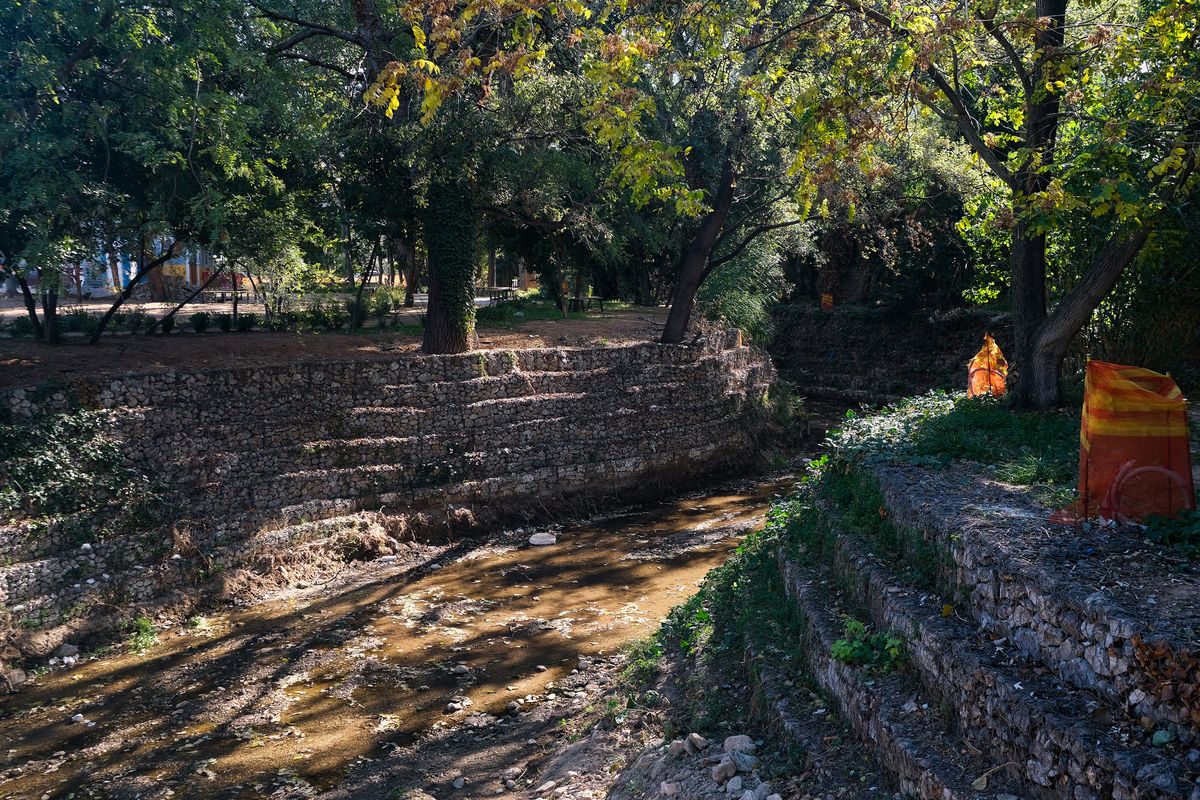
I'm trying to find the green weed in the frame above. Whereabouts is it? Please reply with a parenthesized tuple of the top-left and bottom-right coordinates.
(830, 618, 904, 672)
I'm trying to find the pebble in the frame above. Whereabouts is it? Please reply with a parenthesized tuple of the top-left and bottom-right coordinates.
(660, 782, 680, 796)
(727, 776, 744, 793)
(687, 732, 708, 750)
(535, 781, 557, 793)
(668, 739, 686, 758)
(451, 665, 470, 675)
(529, 532, 557, 546)
(452, 777, 465, 789)
(54, 643, 80, 659)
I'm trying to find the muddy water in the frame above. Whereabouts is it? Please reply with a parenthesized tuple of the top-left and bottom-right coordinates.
(0, 471, 801, 799)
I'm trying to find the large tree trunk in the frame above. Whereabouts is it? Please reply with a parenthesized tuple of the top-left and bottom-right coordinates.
(661, 152, 738, 344)
(1012, 228, 1150, 409)
(1008, 221, 1050, 400)
(421, 175, 478, 354)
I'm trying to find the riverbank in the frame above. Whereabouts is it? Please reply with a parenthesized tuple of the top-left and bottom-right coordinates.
(0, 462, 821, 799)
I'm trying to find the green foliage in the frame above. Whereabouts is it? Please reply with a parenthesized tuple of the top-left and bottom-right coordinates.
(8, 315, 35, 338)
(127, 616, 158, 653)
(310, 297, 348, 330)
(189, 312, 212, 333)
(235, 313, 257, 332)
(371, 286, 403, 326)
(345, 296, 371, 329)
(475, 295, 584, 327)
(698, 238, 790, 342)
(830, 618, 904, 672)
(1144, 509, 1200, 559)
(124, 312, 148, 333)
(215, 313, 233, 332)
(159, 315, 176, 334)
(61, 310, 99, 335)
(0, 408, 164, 539)
(826, 393, 1079, 501)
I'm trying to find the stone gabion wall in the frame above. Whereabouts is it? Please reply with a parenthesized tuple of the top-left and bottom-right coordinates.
(0, 332, 774, 646)
(873, 463, 1198, 733)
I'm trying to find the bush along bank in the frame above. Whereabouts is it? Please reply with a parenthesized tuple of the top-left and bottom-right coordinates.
(639, 392, 1199, 800)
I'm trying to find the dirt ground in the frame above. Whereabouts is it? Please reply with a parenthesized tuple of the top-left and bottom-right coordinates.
(0, 471, 797, 800)
(0, 308, 668, 389)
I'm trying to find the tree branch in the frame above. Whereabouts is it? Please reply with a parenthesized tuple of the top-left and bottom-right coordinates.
(706, 218, 809, 276)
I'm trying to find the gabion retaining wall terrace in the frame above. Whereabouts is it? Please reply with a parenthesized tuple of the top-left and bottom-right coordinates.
(0, 332, 774, 652)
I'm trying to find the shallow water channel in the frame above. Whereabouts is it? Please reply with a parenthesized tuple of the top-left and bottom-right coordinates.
(0, 469, 804, 799)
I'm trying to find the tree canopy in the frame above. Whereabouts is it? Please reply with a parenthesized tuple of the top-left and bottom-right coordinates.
(1, 0, 1196, 405)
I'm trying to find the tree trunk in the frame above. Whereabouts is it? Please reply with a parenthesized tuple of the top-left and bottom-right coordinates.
(404, 246, 419, 307)
(1008, 220, 1049, 397)
(1012, 228, 1150, 409)
(41, 286, 60, 345)
(17, 276, 44, 341)
(145, 267, 225, 333)
(351, 239, 379, 329)
(89, 242, 178, 344)
(421, 175, 478, 354)
(661, 151, 738, 344)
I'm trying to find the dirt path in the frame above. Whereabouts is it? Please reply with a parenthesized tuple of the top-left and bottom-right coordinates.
(0, 308, 667, 389)
(0, 471, 800, 800)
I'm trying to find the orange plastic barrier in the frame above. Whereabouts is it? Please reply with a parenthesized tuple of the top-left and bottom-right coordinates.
(967, 334, 1008, 398)
(820, 293, 833, 311)
(1076, 361, 1195, 523)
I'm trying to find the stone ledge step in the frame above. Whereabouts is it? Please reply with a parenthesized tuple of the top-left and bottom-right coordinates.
(777, 554, 1025, 800)
(743, 634, 893, 799)
(824, 521, 1195, 800)
(872, 464, 1200, 731)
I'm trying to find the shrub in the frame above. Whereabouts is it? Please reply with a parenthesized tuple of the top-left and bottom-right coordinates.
(215, 312, 232, 332)
(159, 315, 176, 334)
(825, 392, 1078, 495)
(318, 297, 348, 330)
(345, 296, 370, 328)
(236, 312, 257, 332)
(189, 311, 211, 333)
(112, 312, 128, 330)
(62, 310, 98, 334)
(125, 311, 147, 333)
(372, 286, 404, 327)
(265, 310, 300, 331)
(8, 316, 35, 338)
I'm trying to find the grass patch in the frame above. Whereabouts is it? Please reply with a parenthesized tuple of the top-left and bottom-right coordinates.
(655, 508, 814, 739)
(827, 391, 1079, 505)
(127, 615, 158, 653)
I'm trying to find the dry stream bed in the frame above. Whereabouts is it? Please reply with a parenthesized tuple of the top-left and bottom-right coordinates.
(0, 472, 801, 800)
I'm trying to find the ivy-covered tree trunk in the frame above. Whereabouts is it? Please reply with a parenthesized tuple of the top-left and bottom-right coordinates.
(421, 175, 479, 354)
